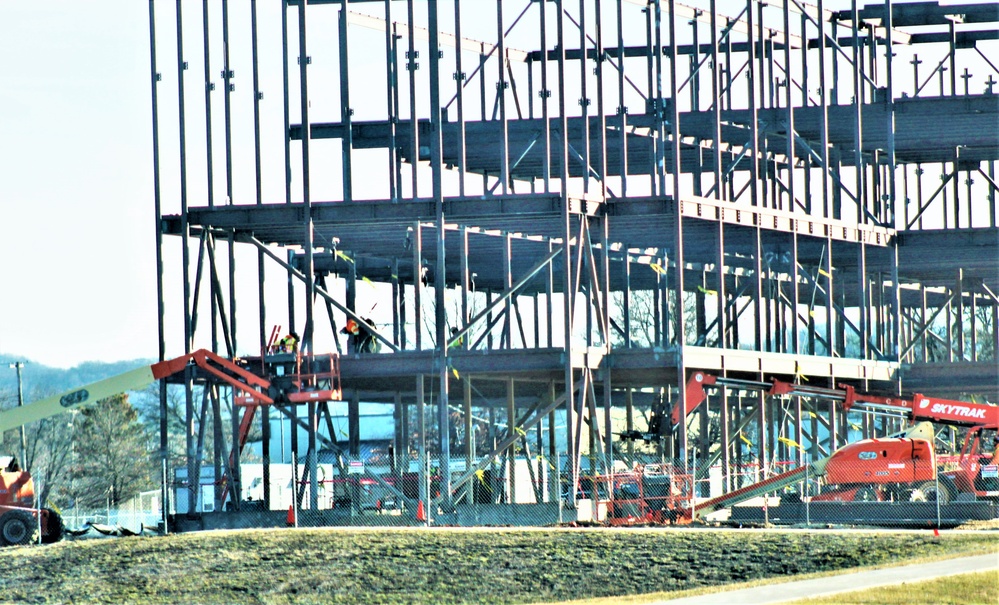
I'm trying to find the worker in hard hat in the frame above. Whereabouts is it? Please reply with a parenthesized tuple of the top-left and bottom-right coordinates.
(279, 332, 299, 353)
(341, 318, 380, 354)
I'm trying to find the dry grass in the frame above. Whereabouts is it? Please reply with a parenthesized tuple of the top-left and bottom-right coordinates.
(785, 570, 999, 605)
(0, 527, 994, 604)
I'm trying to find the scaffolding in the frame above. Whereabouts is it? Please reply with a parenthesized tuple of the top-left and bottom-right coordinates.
(147, 0, 999, 522)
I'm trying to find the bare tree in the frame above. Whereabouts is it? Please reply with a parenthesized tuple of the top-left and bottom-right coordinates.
(73, 393, 155, 508)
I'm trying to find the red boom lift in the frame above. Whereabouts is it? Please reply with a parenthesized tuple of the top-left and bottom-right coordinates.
(610, 372, 998, 523)
(0, 344, 341, 546)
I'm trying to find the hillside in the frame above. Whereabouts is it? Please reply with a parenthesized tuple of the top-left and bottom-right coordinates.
(0, 528, 994, 605)
(0, 355, 155, 402)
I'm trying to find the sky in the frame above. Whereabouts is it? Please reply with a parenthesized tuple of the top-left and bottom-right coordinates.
(0, 2, 156, 368)
(0, 1, 992, 370)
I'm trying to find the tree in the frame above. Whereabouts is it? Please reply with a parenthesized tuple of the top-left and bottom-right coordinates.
(73, 393, 155, 508)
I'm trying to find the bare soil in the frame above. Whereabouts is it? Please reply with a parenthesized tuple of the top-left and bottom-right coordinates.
(0, 527, 994, 604)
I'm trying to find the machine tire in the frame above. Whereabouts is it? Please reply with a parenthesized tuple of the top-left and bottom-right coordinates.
(911, 480, 953, 505)
(0, 511, 36, 546)
(41, 509, 64, 544)
(853, 486, 879, 502)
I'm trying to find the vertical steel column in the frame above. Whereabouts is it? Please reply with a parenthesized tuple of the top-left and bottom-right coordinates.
(427, 0, 452, 513)
(716, 222, 726, 348)
(222, 0, 234, 205)
(504, 232, 513, 347)
(654, 0, 666, 196)
(386, 0, 399, 201)
(791, 233, 800, 354)
(858, 242, 869, 359)
(746, 0, 759, 207)
(782, 0, 796, 213)
(464, 379, 474, 505)
(454, 0, 467, 197)
(616, 0, 628, 196)
(460, 227, 470, 346)
(850, 0, 865, 224)
(578, 0, 591, 194)
(817, 0, 830, 218)
(339, 1, 353, 203)
(296, 0, 316, 352)
(281, 0, 292, 204)
(824, 238, 834, 356)
(540, 0, 552, 192)
(645, 3, 656, 191)
(174, 0, 199, 517)
(497, 0, 510, 194)
(406, 0, 419, 198)
(413, 222, 423, 350)
(600, 216, 613, 472)
(756, 1, 768, 208)
(201, 1, 215, 208)
(710, 0, 723, 201)
(800, 13, 813, 215)
(251, 0, 268, 508)
(555, 0, 576, 506)
(394, 391, 405, 485)
(416, 375, 427, 522)
(624, 244, 632, 348)
(308, 401, 318, 510)
(148, 0, 171, 532)
(668, 0, 688, 470)
(956, 269, 965, 361)
(506, 378, 516, 503)
(883, 0, 897, 227)
(595, 0, 609, 198)
(392, 258, 402, 347)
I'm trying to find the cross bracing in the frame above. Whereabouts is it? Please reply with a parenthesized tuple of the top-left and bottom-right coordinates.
(149, 0, 998, 520)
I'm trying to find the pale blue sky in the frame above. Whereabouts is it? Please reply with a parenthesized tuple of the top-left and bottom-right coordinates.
(1, 1, 991, 369)
(0, 1, 155, 368)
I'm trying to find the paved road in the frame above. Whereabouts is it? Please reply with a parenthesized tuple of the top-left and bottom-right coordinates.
(648, 553, 999, 605)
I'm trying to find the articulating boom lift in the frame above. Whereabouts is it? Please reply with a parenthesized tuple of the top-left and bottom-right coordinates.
(613, 372, 997, 523)
(0, 346, 340, 546)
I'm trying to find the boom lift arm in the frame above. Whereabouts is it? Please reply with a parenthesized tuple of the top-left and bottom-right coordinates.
(0, 350, 280, 442)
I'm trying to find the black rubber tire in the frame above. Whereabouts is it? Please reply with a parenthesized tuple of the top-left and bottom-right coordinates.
(853, 486, 879, 502)
(41, 509, 64, 544)
(0, 511, 36, 546)
(912, 480, 953, 505)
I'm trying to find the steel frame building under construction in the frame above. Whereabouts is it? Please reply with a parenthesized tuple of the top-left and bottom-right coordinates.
(146, 0, 999, 523)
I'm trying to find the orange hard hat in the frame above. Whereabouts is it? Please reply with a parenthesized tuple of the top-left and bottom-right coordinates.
(345, 319, 359, 334)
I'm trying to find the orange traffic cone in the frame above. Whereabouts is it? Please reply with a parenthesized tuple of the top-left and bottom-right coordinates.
(286, 505, 295, 526)
(416, 500, 426, 522)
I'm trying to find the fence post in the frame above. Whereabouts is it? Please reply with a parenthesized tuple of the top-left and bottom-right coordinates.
(805, 457, 810, 527)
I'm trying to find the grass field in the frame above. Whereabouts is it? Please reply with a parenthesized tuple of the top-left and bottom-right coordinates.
(786, 570, 999, 605)
(0, 528, 994, 604)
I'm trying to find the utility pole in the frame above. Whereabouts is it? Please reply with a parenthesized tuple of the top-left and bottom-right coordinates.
(8, 362, 27, 466)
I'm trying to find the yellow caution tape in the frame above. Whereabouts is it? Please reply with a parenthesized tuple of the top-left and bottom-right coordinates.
(778, 436, 803, 451)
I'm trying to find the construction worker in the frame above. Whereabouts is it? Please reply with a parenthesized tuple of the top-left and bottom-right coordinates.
(341, 318, 379, 354)
(448, 327, 463, 349)
(279, 332, 299, 353)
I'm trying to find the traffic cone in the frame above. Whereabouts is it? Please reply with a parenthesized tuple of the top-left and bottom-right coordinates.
(416, 500, 426, 522)
(286, 505, 294, 526)
(933, 528, 940, 537)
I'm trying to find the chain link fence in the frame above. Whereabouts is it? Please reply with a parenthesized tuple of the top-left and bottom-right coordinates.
(165, 444, 998, 532)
